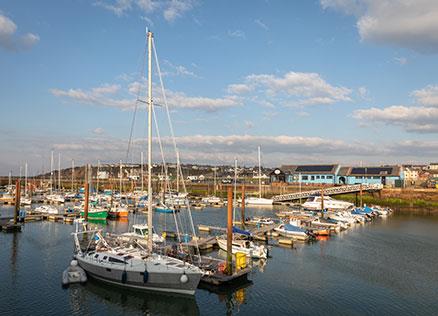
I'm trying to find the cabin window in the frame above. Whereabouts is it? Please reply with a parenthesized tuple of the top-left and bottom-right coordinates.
(302, 176, 308, 180)
(94, 254, 99, 258)
(106, 268, 111, 272)
(316, 176, 320, 179)
(327, 176, 333, 179)
(103, 256, 108, 260)
(373, 176, 380, 179)
(108, 257, 125, 264)
(311, 176, 315, 180)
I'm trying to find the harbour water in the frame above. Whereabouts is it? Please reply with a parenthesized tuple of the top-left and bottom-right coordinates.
(1, 205, 437, 315)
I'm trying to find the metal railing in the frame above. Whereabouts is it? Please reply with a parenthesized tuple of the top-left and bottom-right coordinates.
(272, 183, 383, 202)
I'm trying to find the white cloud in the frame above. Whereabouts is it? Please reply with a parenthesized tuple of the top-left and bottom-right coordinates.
(95, 0, 195, 21)
(163, 0, 195, 22)
(228, 30, 246, 39)
(394, 56, 408, 65)
(92, 127, 105, 135)
(411, 85, 438, 106)
(163, 90, 242, 111)
(227, 83, 254, 94)
(0, 13, 39, 51)
(50, 84, 134, 110)
(353, 84, 438, 133)
(162, 60, 199, 78)
(255, 19, 269, 31)
(358, 86, 369, 99)
(228, 71, 352, 107)
(51, 80, 242, 112)
(321, 0, 438, 53)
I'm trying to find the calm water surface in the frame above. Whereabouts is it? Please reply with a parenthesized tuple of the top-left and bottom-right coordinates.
(0, 205, 437, 315)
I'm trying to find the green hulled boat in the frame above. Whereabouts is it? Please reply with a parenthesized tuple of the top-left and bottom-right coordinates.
(80, 208, 108, 220)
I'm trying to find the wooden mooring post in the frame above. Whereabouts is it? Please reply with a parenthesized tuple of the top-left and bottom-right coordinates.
(84, 182, 89, 221)
(14, 179, 21, 224)
(241, 185, 245, 228)
(227, 187, 233, 275)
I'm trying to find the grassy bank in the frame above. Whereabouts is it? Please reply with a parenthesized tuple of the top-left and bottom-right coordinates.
(336, 193, 438, 209)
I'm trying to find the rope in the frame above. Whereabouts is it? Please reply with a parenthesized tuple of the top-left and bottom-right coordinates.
(152, 38, 201, 264)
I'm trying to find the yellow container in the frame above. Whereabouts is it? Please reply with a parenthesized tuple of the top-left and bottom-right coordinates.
(235, 252, 247, 270)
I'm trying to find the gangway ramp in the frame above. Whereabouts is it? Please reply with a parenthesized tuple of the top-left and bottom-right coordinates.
(272, 183, 383, 202)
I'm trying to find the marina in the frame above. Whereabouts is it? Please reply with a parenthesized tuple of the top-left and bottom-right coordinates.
(1, 202, 437, 315)
(3, 1, 438, 315)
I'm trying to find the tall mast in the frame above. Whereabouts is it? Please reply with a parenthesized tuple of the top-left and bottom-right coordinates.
(176, 150, 180, 192)
(24, 162, 28, 197)
(50, 151, 54, 194)
(71, 159, 74, 191)
(97, 160, 100, 193)
(58, 153, 61, 191)
(119, 160, 122, 195)
(258, 145, 261, 199)
(147, 30, 153, 251)
(141, 152, 144, 192)
(233, 158, 237, 223)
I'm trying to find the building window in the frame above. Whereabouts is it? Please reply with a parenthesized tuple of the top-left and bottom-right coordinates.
(373, 176, 380, 179)
(302, 176, 308, 180)
(311, 176, 315, 180)
(316, 176, 320, 179)
(327, 176, 333, 179)
(321, 176, 325, 179)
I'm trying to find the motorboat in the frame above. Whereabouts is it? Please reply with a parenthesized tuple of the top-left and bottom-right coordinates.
(45, 194, 65, 203)
(274, 222, 309, 241)
(246, 217, 275, 226)
(303, 196, 353, 211)
(216, 236, 268, 259)
(35, 205, 59, 214)
(245, 197, 273, 206)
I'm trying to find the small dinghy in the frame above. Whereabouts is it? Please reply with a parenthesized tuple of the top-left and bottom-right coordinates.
(62, 259, 87, 286)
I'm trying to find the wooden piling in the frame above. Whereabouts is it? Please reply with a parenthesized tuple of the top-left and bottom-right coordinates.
(241, 185, 245, 228)
(227, 187, 233, 275)
(84, 182, 89, 221)
(14, 179, 21, 224)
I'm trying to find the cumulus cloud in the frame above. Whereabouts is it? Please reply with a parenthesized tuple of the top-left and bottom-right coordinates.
(51, 80, 241, 111)
(163, 90, 242, 111)
(50, 84, 134, 110)
(95, 0, 196, 21)
(353, 85, 438, 133)
(321, 0, 438, 53)
(411, 85, 438, 106)
(227, 71, 352, 107)
(0, 13, 39, 51)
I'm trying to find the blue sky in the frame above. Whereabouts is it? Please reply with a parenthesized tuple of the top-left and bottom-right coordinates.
(2, 0, 438, 175)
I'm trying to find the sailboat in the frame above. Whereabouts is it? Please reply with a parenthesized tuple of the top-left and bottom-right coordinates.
(245, 146, 273, 205)
(72, 31, 202, 295)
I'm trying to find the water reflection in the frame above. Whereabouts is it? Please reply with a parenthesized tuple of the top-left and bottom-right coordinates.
(199, 278, 252, 316)
(69, 279, 200, 315)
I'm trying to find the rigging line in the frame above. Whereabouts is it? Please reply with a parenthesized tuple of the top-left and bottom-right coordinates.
(152, 38, 201, 263)
(125, 37, 148, 164)
(152, 101, 182, 246)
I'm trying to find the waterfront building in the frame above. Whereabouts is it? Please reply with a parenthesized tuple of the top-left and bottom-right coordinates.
(270, 164, 340, 185)
(270, 164, 404, 187)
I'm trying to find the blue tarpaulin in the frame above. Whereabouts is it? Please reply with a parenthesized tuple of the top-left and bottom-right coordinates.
(232, 226, 251, 236)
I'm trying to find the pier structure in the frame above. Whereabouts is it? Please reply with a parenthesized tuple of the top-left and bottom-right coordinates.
(272, 183, 383, 202)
